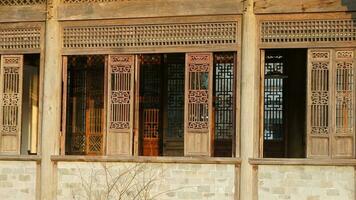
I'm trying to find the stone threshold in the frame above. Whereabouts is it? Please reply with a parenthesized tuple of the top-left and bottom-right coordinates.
(52, 155, 241, 165)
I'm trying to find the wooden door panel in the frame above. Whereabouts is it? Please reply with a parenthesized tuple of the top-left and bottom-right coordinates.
(307, 49, 332, 158)
(0, 55, 23, 154)
(184, 53, 213, 156)
(107, 55, 135, 156)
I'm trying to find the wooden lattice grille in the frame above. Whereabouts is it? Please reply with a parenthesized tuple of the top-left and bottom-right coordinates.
(61, 0, 125, 3)
(260, 19, 356, 44)
(66, 55, 105, 155)
(184, 53, 212, 156)
(307, 49, 355, 158)
(0, 55, 23, 154)
(63, 22, 237, 49)
(0, 25, 41, 50)
(0, 0, 45, 6)
(333, 50, 355, 158)
(307, 49, 331, 157)
(107, 55, 134, 156)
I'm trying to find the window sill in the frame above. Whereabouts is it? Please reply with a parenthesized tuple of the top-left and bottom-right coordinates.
(51, 155, 241, 165)
(249, 158, 356, 166)
(0, 155, 41, 162)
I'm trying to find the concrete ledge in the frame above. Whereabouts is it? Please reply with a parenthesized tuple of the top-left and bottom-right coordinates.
(52, 155, 241, 165)
(0, 155, 41, 162)
(249, 158, 356, 166)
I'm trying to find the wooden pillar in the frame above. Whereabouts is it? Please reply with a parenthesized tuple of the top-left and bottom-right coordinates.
(240, 0, 258, 200)
(41, 1, 61, 199)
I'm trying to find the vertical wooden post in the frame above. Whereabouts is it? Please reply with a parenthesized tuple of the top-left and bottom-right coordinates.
(240, 0, 257, 199)
(41, 0, 61, 199)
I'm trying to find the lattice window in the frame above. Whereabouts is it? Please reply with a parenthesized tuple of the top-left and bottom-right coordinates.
(61, 0, 126, 3)
(213, 52, 235, 157)
(166, 55, 185, 139)
(260, 19, 356, 44)
(66, 55, 105, 155)
(63, 22, 237, 49)
(335, 50, 354, 134)
(0, 25, 41, 50)
(264, 53, 286, 141)
(0, 0, 45, 6)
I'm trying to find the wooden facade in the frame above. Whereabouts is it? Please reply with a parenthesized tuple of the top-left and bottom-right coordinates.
(0, 0, 355, 200)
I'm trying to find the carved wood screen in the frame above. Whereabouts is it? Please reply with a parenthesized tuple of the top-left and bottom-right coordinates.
(62, 22, 237, 49)
(307, 49, 355, 158)
(107, 55, 135, 156)
(0, 0, 45, 6)
(184, 53, 213, 156)
(260, 19, 356, 45)
(0, 24, 41, 51)
(0, 55, 23, 154)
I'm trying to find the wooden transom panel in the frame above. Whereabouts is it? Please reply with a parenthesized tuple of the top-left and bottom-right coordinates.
(0, 0, 45, 6)
(62, 22, 238, 49)
(0, 24, 41, 50)
(260, 19, 356, 44)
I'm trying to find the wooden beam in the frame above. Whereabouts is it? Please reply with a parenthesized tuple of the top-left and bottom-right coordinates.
(58, 0, 243, 21)
(249, 158, 356, 166)
(0, 155, 41, 162)
(51, 155, 242, 165)
(254, 0, 356, 14)
(0, 5, 46, 22)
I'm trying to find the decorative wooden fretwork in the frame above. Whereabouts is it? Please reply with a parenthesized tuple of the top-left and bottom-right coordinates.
(260, 19, 356, 44)
(107, 55, 134, 156)
(142, 109, 159, 156)
(63, 22, 237, 49)
(0, 25, 41, 50)
(66, 55, 105, 155)
(0, 0, 45, 6)
(333, 50, 355, 158)
(307, 49, 331, 158)
(184, 53, 212, 156)
(61, 0, 123, 3)
(213, 52, 235, 157)
(0, 55, 23, 154)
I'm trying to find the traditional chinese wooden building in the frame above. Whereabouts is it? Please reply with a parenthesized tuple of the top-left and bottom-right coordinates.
(0, 0, 355, 200)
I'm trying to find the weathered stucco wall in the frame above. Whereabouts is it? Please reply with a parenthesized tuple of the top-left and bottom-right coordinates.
(0, 161, 37, 200)
(258, 165, 354, 200)
(57, 162, 236, 200)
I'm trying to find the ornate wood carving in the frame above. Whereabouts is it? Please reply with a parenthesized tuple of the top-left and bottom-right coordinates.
(0, 0, 45, 6)
(0, 55, 23, 154)
(63, 22, 237, 49)
(260, 19, 356, 44)
(107, 55, 135, 155)
(184, 53, 213, 156)
(333, 50, 355, 158)
(0, 24, 41, 50)
(307, 49, 331, 158)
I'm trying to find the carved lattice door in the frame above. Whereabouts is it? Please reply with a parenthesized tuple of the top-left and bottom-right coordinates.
(107, 55, 135, 156)
(307, 49, 355, 158)
(184, 53, 213, 156)
(0, 55, 23, 154)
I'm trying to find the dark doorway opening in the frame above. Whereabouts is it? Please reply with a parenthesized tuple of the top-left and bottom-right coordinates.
(263, 49, 307, 158)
